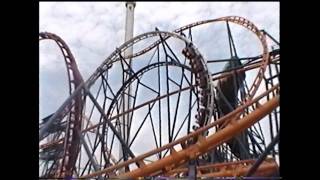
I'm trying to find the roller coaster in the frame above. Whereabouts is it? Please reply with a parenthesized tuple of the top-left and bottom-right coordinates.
(39, 16, 280, 179)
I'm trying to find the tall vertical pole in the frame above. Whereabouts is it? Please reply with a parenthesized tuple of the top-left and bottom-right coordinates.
(119, 1, 135, 172)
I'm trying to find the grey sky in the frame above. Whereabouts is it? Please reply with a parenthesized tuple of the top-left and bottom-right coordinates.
(39, 2, 279, 169)
(40, 2, 279, 118)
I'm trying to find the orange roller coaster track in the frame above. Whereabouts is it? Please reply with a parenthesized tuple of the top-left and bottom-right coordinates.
(39, 15, 280, 179)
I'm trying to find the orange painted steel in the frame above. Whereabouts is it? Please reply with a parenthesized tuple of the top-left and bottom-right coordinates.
(123, 16, 270, 121)
(166, 157, 276, 176)
(167, 159, 257, 174)
(40, 57, 279, 152)
(199, 160, 278, 177)
(212, 57, 279, 82)
(40, 16, 279, 179)
(40, 56, 279, 153)
(86, 16, 270, 141)
(80, 84, 279, 179)
(118, 96, 279, 178)
(79, 15, 276, 176)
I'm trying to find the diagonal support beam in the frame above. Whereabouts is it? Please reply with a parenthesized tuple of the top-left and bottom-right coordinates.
(83, 86, 136, 160)
(79, 134, 103, 180)
(119, 95, 279, 178)
(246, 131, 280, 176)
(226, 21, 238, 58)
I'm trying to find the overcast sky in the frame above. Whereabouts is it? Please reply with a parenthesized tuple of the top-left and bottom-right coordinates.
(39, 1, 279, 171)
(39, 2, 279, 118)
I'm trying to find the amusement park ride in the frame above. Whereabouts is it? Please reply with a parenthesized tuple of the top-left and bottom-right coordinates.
(39, 2, 280, 179)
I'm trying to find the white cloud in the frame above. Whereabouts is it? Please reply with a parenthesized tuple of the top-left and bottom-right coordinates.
(40, 2, 279, 170)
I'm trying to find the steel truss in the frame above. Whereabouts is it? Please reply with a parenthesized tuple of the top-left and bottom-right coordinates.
(39, 16, 280, 179)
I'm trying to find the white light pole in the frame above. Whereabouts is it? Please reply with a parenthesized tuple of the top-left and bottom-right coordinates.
(119, 1, 135, 172)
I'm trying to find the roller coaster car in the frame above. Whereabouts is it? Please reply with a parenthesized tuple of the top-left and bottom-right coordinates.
(215, 58, 250, 160)
(40, 143, 64, 161)
(182, 45, 197, 60)
(40, 114, 67, 139)
(41, 113, 54, 124)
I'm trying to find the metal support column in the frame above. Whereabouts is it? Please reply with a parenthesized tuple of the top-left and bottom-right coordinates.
(188, 159, 197, 180)
(119, 2, 136, 171)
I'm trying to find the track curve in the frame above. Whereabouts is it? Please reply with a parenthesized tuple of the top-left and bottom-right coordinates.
(39, 32, 84, 177)
(39, 16, 279, 179)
